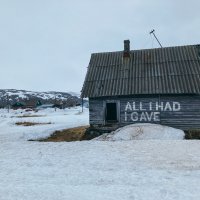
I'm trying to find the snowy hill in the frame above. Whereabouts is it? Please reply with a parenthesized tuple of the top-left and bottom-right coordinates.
(0, 89, 81, 108)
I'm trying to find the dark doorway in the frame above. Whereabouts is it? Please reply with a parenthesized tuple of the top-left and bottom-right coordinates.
(106, 103, 118, 122)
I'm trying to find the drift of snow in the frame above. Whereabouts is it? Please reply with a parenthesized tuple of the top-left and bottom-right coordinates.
(95, 123, 185, 141)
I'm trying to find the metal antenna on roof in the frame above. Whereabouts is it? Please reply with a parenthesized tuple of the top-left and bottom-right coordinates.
(150, 29, 163, 48)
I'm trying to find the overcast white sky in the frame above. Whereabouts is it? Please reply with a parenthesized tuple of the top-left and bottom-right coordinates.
(0, 0, 200, 93)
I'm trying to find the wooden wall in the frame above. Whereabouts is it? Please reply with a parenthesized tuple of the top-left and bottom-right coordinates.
(89, 99, 104, 125)
(89, 94, 200, 130)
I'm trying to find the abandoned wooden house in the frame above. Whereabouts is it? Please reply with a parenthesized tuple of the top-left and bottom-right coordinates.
(81, 40, 200, 132)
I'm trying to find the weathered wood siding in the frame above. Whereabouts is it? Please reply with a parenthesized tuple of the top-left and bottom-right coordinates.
(89, 99, 104, 125)
(160, 95, 200, 130)
(89, 95, 200, 130)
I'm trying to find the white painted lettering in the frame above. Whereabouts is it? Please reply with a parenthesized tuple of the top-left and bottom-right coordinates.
(140, 112, 147, 121)
(164, 102, 172, 111)
(124, 101, 181, 123)
(154, 112, 160, 121)
(125, 112, 127, 122)
(140, 102, 146, 111)
(146, 112, 154, 121)
(133, 102, 139, 111)
(156, 102, 164, 111)
(149, 102, 153, 111)
(173, 102, 181, 111)
(131, 112, 138, 121)
(125, 102, 132, 111)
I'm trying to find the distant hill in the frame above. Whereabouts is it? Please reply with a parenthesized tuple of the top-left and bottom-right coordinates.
(0, 89, 82, 108)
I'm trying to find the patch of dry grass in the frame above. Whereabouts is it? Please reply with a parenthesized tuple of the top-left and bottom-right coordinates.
(16, 115, 46, 118)
(38, 126, 89, 142)
(16, 122, 51, 126)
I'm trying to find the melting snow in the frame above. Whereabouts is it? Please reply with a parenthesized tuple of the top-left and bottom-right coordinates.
(94, 123, 185, 141)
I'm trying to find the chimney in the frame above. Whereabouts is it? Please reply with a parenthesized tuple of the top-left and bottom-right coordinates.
(123, 40, 130, 58)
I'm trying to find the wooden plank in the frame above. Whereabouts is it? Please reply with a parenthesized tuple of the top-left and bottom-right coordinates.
(89, 94, 200, 130)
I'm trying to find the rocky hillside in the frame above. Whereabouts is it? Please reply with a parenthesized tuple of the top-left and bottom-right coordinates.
(0, 89, 82, 108)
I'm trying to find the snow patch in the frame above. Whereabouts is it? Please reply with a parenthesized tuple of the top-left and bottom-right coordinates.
(94, 123, 185, 141)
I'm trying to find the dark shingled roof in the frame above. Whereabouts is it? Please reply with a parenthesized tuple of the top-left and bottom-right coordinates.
(81, 44, 200, 98)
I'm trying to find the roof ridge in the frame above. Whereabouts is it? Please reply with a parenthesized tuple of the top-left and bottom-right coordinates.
(91, 44, 200, 55)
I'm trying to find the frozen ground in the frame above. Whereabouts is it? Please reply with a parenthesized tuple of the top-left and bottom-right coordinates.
(0, 108, 200, 200)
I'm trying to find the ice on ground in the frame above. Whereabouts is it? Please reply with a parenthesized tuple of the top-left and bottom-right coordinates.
(95, 123, 185, 141)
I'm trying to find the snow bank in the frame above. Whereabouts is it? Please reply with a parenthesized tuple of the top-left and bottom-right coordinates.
(95, 123, 185, 141)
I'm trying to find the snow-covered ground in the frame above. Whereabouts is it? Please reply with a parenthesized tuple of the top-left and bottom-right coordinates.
(0, 107, 89, 141)
(0, 108, 200, 200)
